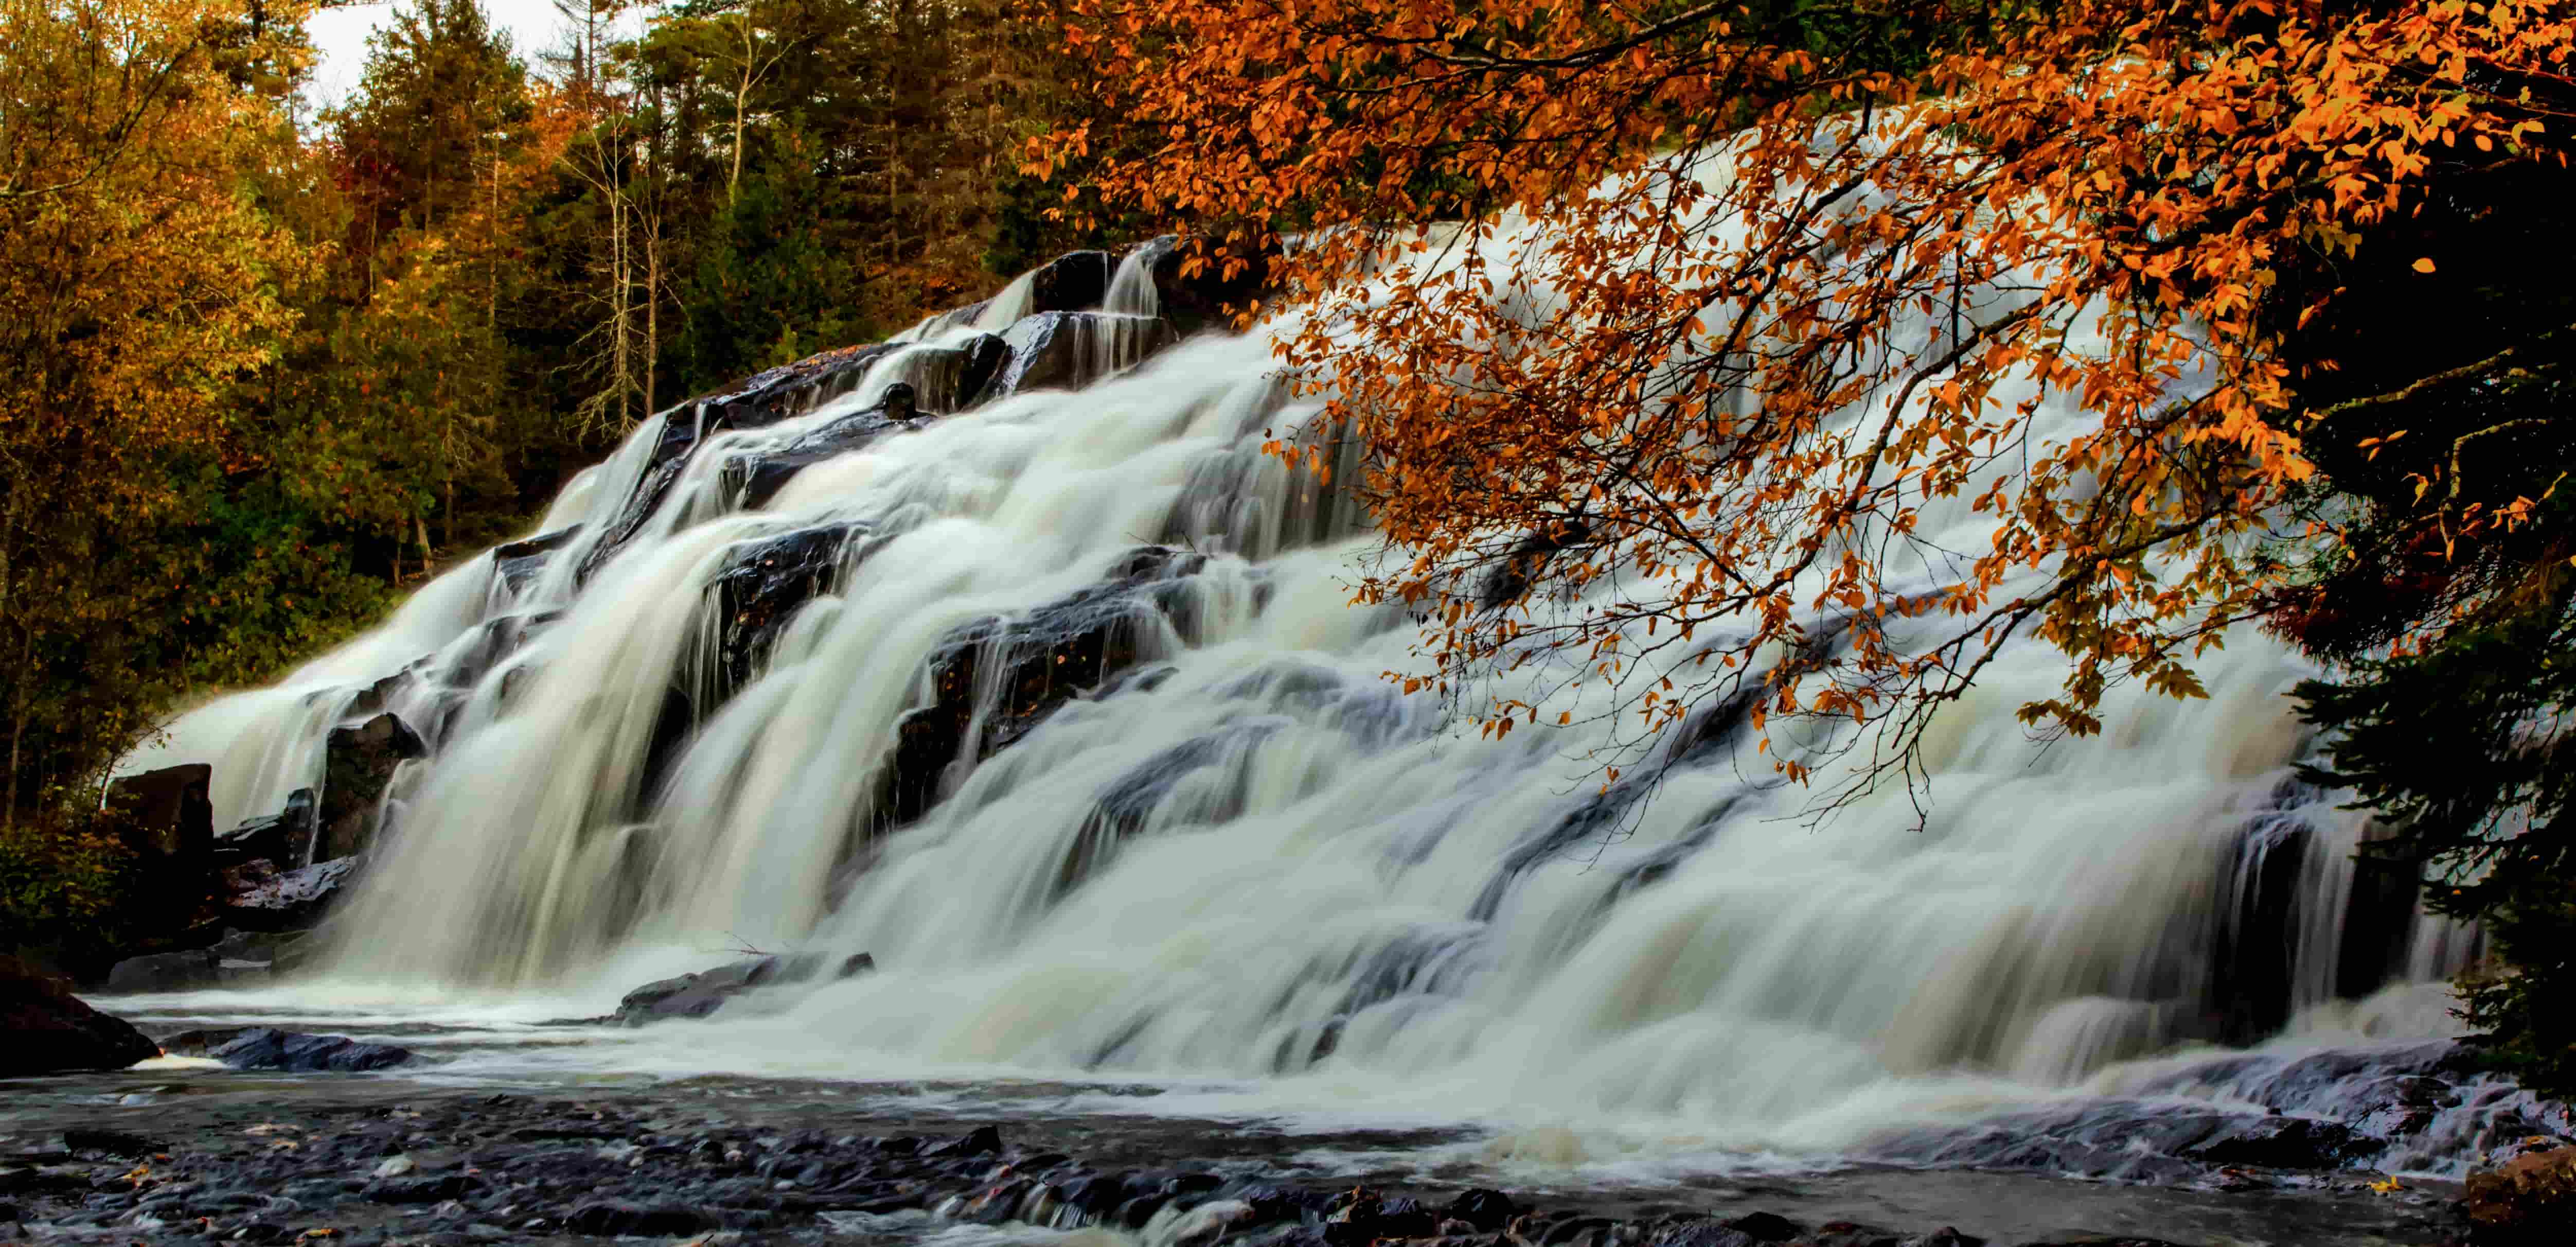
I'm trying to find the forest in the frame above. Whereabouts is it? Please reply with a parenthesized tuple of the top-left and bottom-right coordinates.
(6, 0, 2576, 1102)
(0, 0, 1109, 921)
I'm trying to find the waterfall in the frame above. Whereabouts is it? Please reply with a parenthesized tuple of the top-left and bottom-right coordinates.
(125, 150, 2501, 1165)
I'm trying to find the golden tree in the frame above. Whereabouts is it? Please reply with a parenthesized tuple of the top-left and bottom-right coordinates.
(1039, 0, 2576, 794)
(0, 0, 311, 803)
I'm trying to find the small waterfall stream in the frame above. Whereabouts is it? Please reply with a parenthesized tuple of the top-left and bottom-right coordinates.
(119, 169, 2552, 1186)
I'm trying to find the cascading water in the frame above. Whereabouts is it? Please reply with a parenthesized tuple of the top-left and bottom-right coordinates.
(125, 153, 2557, 1188)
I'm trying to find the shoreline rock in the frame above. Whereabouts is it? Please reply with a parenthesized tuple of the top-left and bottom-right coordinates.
(0, 1092, 2422, 1247)
(0, 955, 159, 1075)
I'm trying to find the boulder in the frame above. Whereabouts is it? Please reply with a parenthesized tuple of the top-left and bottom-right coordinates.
(730, 391, 917, 510)
(491, 524, 585, 598)
(209, 1026, 412, 1072)
(977, 311, 1175, 401)
(709, 523, 864, 690)
(2466, 1145, 2576, 1244)
(614, 954, 784, 1025)
(104, 763, 214, 860)
(0, 955, 161, 1074)
(215, 787, 315, 867)
(316, 712, 425, 863)
(612, 949, 875, 1027)
(103, 949, 220, 993)
(225, 855, 357, 930)
(575, 345, 898, 585)
(877, 335, 1008, 413)
(102, 764, 218, 926)
(1027, 250, 1114, 314)
(885, 546, 1205, 828)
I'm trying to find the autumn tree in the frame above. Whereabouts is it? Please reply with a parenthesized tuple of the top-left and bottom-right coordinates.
(1039, 0, 2576, 797)
(0, 0, 312, 805)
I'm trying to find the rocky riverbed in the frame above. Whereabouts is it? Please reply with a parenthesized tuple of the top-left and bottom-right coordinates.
(2, 1049, 2488, 1247)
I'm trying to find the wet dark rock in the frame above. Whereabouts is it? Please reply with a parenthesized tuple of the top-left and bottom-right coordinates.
(317, 712, 426, 863)
(575, 346, 899, 584)
(104, 948, 220, 993)
(885, 546, 1205, 829)
(614, 955, 780, 1024)
(339, 670, 417, 724)
(1131, 234, 1272, 335)
(60, 1128, 159, 1158)
(923, 1125, 1003, 1159)
(209, 1027, 413, 1072)
(1028, 250, 1114, 313)
(708, 524, 862, 691)
(1060, 723, 1283, 906)
(104, 764, 215, 863)
(563, 1200, 713, 1236)
(704, 342, 902, 433)
(1648, 1221, 1763, 1247)
(155, 1026, 251, 1056)
(225, 856, 357, 930)
(729, 387, 925, 511)
(492, 525, 584, 596)
(610, 950, 869, 1027)
(1442, 1188, 1519, 1231)
(364, 1173, 478, 1204)
(101, 764, 218, 932)
(979, 311, 1176, 401)
(2180, 1113, 2355, 1169)
(217, 788, 317, 868)
(1725, 1211, 1802, 1242)
(887, 336, 1010, 414)
(210, 927, 293, 964)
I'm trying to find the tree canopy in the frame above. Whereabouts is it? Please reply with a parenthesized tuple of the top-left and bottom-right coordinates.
(1041, 0, 2576, 794)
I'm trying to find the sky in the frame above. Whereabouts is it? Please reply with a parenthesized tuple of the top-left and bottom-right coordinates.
(304, 0, 643, 108)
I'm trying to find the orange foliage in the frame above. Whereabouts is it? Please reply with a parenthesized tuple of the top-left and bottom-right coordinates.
(1038, 1, 2576, 789)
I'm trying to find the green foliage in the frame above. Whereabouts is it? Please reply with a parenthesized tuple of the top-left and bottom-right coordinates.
(2281, 108, 2576, 1096)
(0, 800, 132, 954)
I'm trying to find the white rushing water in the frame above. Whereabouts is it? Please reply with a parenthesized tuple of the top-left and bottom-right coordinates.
(120, 139, 2503, 1174)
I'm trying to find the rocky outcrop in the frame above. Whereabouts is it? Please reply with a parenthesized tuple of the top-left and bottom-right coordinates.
(0, 955, 159, 1074)
(104, 764, 214, 861)
(726, 385, 921, 511)
(1867, 1042, 2576, 1187)
(316, 713, 425, 863)
(2466, 1145, 2576, 1243)
(978, 311, 1176, 400)
(709, 523, 865, 691)
(885, 547, 1206, 828)
(491, 524, 584, 598)
(102, 763, 217, 926)
(104, 949, 221, 993)
(1028, 249, 1114, 313)
(214, 787, 314, 867)
(576, 345, 901, 585)
(205, 1026, 412, 1072)
(610, 950, 875, 1027)
(224, 856, 357, 931)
